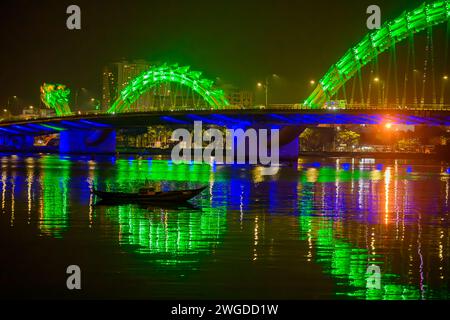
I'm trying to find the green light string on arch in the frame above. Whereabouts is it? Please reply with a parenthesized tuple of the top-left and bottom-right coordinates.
(107, 63, 230, 114)
(304, 0, 450, 108)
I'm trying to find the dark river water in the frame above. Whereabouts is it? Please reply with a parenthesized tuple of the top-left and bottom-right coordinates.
(0, 154, 449, 300)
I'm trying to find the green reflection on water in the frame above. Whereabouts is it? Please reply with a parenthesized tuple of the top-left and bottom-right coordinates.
(98, 159, 227, 266)
(298, 182, 437, 300)
(300, 166, 420, 184)
(104, 203, 227, 266)
(107, 159, 216, 189)
(38, 157, 71, 239)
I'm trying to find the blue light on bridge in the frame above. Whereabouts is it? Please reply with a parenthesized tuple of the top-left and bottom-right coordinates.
(0, 127, 22, 135)
(160, 116, 190, 124)
(60, 120, 94, 129)
(186, 114, 226, 127)
(78, 120, 111, 128)
(26, 124, 55, 132)
(11, 125, 38, 133)
(269, 114, 295, 124)
(210, 114, 252, 127)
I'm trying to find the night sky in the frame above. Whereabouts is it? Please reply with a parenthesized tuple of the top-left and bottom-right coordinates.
(0, 0, 429, 111)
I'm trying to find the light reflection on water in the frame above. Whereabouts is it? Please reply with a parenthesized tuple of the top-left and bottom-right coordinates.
(0, 154, 449, 299)
(105, 204, 227, 266)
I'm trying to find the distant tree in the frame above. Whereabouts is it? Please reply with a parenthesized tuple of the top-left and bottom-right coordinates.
(396, 138, 420, 152)
(336, 130, 360, 151)
(299, 128, 335, 151)
(415, 127, 447, 144)
(300, 128, 321, 151)
(429, 136, 447, 146)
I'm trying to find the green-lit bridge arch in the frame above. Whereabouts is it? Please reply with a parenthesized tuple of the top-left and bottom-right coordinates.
(304, 0, 450, 108)
(107, 63, 229, 114)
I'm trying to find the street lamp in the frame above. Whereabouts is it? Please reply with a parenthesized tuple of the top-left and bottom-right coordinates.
(7, 96, 18, 110)
(373, 77, 385, 106)
(257, 74, 278, 108)
(257, 82, 268, 108)
(74, 88, 87, 108)
(441, 75, 449, 106)
(90, 97, 101, 111)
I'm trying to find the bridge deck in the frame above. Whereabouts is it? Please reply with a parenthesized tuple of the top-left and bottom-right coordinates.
(1, 108, 450, 136)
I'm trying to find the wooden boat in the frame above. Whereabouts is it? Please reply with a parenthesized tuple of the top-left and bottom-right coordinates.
(92, 186, 207, 204)
(94, 199, 201, 211)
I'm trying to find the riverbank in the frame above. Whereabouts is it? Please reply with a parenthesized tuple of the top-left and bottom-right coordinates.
(120, 148, 450, 161)
(1, 146, 449, 161)
(299, 151, 448, 160)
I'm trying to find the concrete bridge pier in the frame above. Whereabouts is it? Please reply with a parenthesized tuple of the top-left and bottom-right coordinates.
(278, 126, 305, 161)
(59, 129, 116, 154)
(228, 125, 304, 163)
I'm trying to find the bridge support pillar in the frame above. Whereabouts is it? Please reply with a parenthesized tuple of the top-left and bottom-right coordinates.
(60, 129, 116, 154)
(279, 136, 300, 161)
(0, 135, 35, 152)
(227, 125, 303, 163)
(278, 126, 304, 161)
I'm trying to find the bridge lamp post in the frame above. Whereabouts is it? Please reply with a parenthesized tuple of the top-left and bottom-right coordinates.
(413, 70, 422, 106)
(309, 80, 316, 98)
(90, 98, 100, 111)
(373, 78, 385, 107)
(257, 74, 279, 108)
(7, 96, 17, 111)
(441, 75, 448, 107)
(74, 88, 87, 109)
(257, 82, 265, 107)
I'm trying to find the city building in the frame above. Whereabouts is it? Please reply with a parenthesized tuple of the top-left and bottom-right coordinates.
(102, 59, 152, 111)
(219, 83, 254, 109)
(227, 90, 254, 109)
(101, 65, 118, 111)
(19, 107, 55, 120)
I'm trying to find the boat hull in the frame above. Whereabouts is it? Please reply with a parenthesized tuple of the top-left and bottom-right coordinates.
(92, 186, 207, 204)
